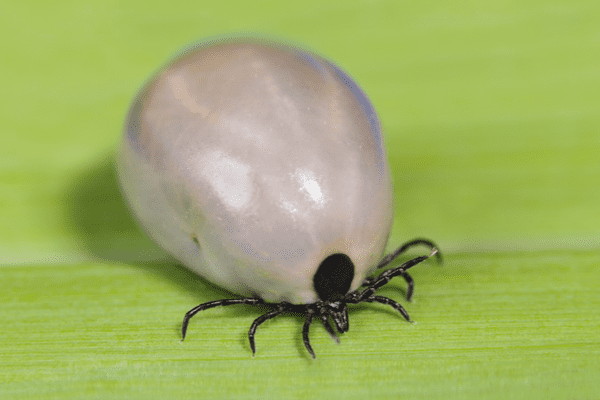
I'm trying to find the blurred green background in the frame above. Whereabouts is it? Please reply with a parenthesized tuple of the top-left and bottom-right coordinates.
(1, 0, 599, 399)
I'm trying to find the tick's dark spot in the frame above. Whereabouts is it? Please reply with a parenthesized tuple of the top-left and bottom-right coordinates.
(191, 234, 200, 247)
(313, 253, 355, 302)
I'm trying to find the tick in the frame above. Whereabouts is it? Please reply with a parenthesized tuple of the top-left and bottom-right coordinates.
(117, 36, 441, 358)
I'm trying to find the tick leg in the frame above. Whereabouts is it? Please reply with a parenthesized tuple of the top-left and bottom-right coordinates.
(402, 271, 414, 301)
(361, 271, 414, 301)
(361, 240, 440, 299)
(248, 305, 288, 356)
(360, 253, 434, 299)
(364, 295, 411, 321)
(182, 298, 264, 340)
(302, 310, 316, 359)
(376, 238, 442, 270)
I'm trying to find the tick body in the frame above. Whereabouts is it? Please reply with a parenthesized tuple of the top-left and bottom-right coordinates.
(118, 36, 441, 358)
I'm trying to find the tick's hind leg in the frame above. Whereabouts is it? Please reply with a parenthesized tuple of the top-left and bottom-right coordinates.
(361, 271, 414, 300)
(302, 309, 316, 359)
(401, 270, 415, 301)
(359, 250, 438, 300)
(362, 240, 441, 300)
(182, 298, 265, 340)
(349, 253, 437, 326)
(362, 295, 411, 321)
(376, 238, 442, 270)
(248, 302, 291, 356)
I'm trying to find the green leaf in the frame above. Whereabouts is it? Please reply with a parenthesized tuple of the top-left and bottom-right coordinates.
(2, 1, 599, 399)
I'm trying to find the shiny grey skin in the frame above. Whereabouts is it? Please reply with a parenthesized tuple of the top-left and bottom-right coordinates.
(118, 38, 393, 304)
